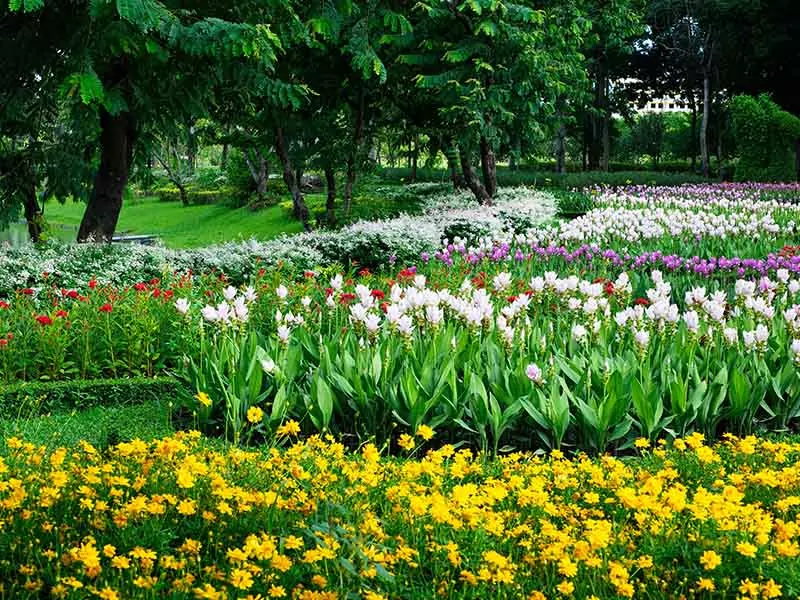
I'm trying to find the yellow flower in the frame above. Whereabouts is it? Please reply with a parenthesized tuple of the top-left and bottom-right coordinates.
(697, 578, 715, 592)
(416, 424, 435, 441)
(736, 541, 758, 558)
(634, 438, 649, 449)
(96, 587, 119, 600)
(276, 420, 301, 437)
(111, 556, 130, 569)
(102, 545, 116, 558)
(195, 392, 212, 407)
(556, 580, 575, 595)
(268, 585, 287, 598)
(229, 568, 253, 590)
(177, 499, 197, 515)
(398, 434, 415, 451)
(699, 550, 721, 570)
(246, 406, 264, 424)
(762, 579, 782, 598)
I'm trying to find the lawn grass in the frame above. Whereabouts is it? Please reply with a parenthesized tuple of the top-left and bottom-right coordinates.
(0, 401, 173, 449)
(42, 196, 308, 248)
(38, 183, 421, 249)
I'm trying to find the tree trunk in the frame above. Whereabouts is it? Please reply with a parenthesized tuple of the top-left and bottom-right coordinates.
(479, 135, 497, 197)
(410, 135, 418, 182)
(78, 109, 133, 242)
(555, 122, 567, 174)
(23, 165, 42, 243)
(343, 92, 365, 216)
(601, 111, 610, 172)
(325, 166, 336, 227)
(446, 145, 465, 190)
(689, 95, 698, 171)
(186, 123, 197, 174)
(221, 143, 229, 170)
(243, 147, 268, 197)
(700, 67, 711, 178)
(459, 148, 491, 205)
(274, 127, 310, 230)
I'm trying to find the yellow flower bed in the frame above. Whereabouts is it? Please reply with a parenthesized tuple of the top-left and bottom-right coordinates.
(1, 431, 799, 599)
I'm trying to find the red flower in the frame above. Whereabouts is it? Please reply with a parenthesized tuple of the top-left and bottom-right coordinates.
(65, 290, 79, 299)
(604, 282, 615, 296)
(304, 270, 316, 279)
(370, 289, 385, 300)
(152, 289, 161, 298)
(592, 277, 607, 284)
(35, 315, 53, 326)
(134, 282, 147, 291)
(21, 288, 34, 296)
(6, 333, 13, 339)
(78, 295, 89, 302)
(55, 309, 68, 318)
(507, 295, 518, 303)
(0, 339, 6, 348)
(164, 290, 174, 300)
(397, 268, 415, 281)
(258, 268, 267, 277)
(99, 303, 113, 313)
(0, 301, 9, 309)
(634, 297, 650, 306)
(379, 302, 389, 313)
(359, 268, 371, 277)
(88, 279, 97, 289)
(339, 293, 356, 305)
(325, 287, 334, 297)
(149, 277, 160, 285)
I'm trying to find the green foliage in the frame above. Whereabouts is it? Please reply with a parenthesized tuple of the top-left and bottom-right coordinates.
(730, 94, 800, 182)
(0, 376, 183, 420)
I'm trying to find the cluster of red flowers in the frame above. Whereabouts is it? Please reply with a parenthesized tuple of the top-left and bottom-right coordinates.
(778, 245, 800, 258)
(0, 333, 11, 348)
(592, 277, 616, 296)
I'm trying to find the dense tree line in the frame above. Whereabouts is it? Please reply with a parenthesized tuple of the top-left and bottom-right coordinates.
(1, 0, 798, 242)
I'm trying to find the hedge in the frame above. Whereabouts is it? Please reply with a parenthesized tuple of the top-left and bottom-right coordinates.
(0, 376, 186, 420)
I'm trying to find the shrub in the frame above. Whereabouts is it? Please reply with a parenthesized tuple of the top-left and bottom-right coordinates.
(730, 94, 800, 182)
(0, 376, 184, 419)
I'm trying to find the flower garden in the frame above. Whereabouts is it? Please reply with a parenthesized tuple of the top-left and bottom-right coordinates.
(3, 182, 800, 598)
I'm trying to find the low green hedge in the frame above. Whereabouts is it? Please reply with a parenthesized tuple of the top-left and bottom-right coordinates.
(0, 376, 186, 420)
(153, 185, 244, 205)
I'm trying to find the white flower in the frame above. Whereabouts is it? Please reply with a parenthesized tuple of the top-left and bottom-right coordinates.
(364, 313, 381, 335)
(571, 324, 587, 342)
(223, 286, 237, 301)
(755, 323, 769, 344)
(683, 310, 700, 333)
(216, 302, 231, 323)
(778, 268, 790, 283)
(175, 298, 190, 315)
(201, 305, 218, 322)
(397, 314, 414, 336)
(790, 280, 800, 294)
(492, 272, 512, 292)
(413, 274, 427, 289)
(276, 285, 288, 300)
(326, 295, 335, 308)
(233, 297, 249, 322)
(260, 357, 276, 374)
(526, 363, 543, 384)
(723, 327, 738, 345)
(244, 286, 257, 302)
(743, 330, 756, 349)
(425, 305, 443, 325)
(330, 274, 343, 290)
(568, 297, 582, 311)
(583, 298, 598, 315)
(301, 296, 312, 308)
(634, 328, 650, 348)
(792, 339, 800, 355)
(277, 324, 291, 343)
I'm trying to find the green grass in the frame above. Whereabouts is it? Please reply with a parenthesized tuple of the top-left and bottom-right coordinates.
(0, 401, 173, 449)
(42, 195, 307, 248)
(39, 183, 421, 249)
